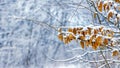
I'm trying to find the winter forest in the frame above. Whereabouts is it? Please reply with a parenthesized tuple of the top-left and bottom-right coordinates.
(0, 0, 120, 68)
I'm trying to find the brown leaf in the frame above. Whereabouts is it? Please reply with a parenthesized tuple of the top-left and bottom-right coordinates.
(96, 36, 102, 46)
(80, 41, 84, 49)
(93, 12, 97, 18)
(91, 34, 97, 40)
(103, 38, 109, 45)
(78, 35, 85, 40)
(92, 42, 97, 50)
(97, 1, 103, 12)
(77, 30, 81, 34)
(68, 28, 73, 32)
(99, 27, 103, 32)
(63, 36, 70, 44)
(112, 50, 119, 56)
(103, 3, 108, 11)
(77, 27, 83, 31)
(58, 33, 63, 41)
(108, 11, 113, 21)
(106, 5, 110, 11)
(94, 29, 99, 35)
(87, 27, 92, 35)
(85, 40, 89, 47)
(81, 31, 86, 36)
(73, 28, 77, 35)
(68, 34, 76, 40)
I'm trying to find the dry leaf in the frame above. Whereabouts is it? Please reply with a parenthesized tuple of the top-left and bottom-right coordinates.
(63, 36, 70, 44)
(103, 2, 108, 10)
(91, 34, 97, 40)
(77, 27, 83, 31)
(78, 35, 85, 40)
(94, 12, 97, 18)
(88, 39, 92, 46)
(108, 11, 113, 21)
(87, 27, 92, 35)
(106, 5, 110, 11)
(99, 27, 103, 32)
(101, 31, 105, 36)
(68, 34, 76, 40)
(77, 30, 81, 34)
(92, 42, 97, 50)
(58, 33, 63, 41)
(81, 31, 86, 36)
(85, 40, 89, 47)
(68, 28, 73, 32)
(97, 1, 103, 12)
(94, 29, 99, 35)
(96, 36, 102, 46)
(103, 38, 108, 45)
(80, 41, 84, 49)
(112, 50, 119, 56)
(73, 28, 77, 35)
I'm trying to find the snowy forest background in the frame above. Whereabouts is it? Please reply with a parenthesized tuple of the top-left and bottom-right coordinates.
(0, 0, 120, 68)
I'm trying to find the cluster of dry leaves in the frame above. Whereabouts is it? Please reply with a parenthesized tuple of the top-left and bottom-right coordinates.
(96, 0, 120, 25)
(58, 26, 120, 56)
(58, 26, 114, 49)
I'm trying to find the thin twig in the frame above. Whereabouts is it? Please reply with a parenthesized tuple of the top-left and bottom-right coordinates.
(100, 49, 111, 68)
(90, 0, 101, 24)
(69, 0, 84, 21)
(9, 16, 58, 31)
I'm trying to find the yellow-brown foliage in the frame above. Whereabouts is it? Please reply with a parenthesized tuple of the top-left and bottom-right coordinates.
(112, 50, 119, 56)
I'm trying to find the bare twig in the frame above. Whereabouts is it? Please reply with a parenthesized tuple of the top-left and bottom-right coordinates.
(100, 49, 111, 68)
(8, 16, 58, 31)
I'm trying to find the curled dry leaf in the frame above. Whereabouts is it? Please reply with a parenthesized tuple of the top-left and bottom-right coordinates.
(58, 33, 63, 41)
(68, 28, 73, 32)
(91, 34, 97, 40)
(108, 31, 114, 37)
(85, 40, 89, 47)
(73, 28, 77, 35)
(68, 34, 76, 40)
(63, 36, 70, 44)
(80, 41, 84, 49)
(94, 29, 99, 35)
(88, 38, 92, 45)
(77, 27, 83, 31)
(93, 12, 97, 18)
(81, 31, 87, 36)
(99, 27, 103, 32)
(92, 42, 98, 50)
(97, 1, 103, 12)
(101, 30, 106, 36)
(107, 5, 110, 11)
(103, 2, 108, 11)
(96, 36, 102, 46)
(103, 38, 109, 45)
(77, 30, 81, 34)
(108, 11, 113, 21)
(112, 50, 119, 56)
(78, 35, 85, 40)
(87, 27, 92, 35)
